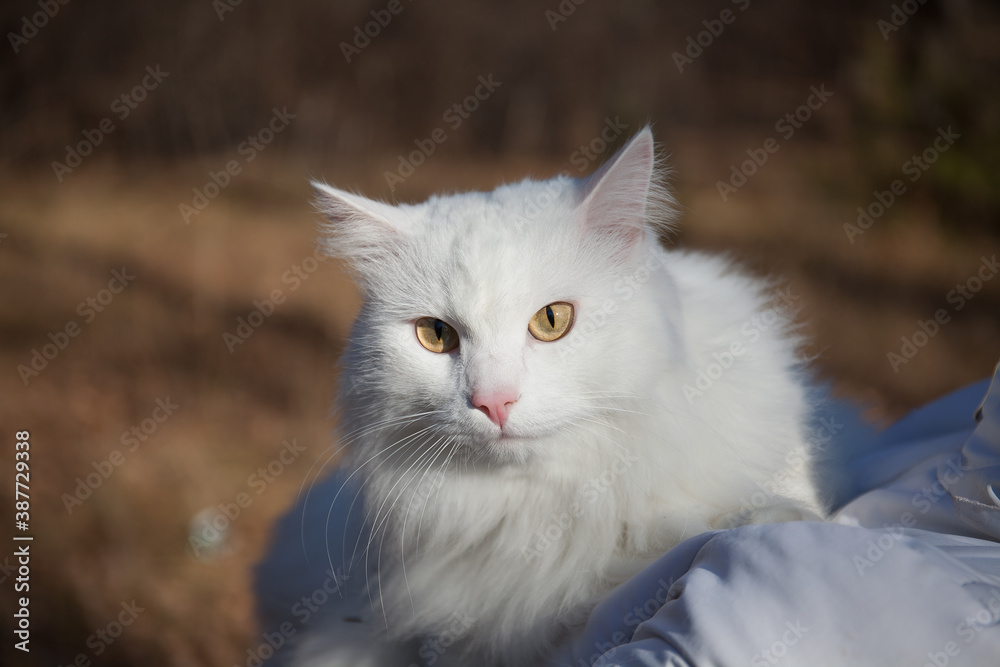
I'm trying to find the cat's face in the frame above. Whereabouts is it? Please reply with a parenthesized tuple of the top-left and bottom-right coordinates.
(317, 128, 674, 466)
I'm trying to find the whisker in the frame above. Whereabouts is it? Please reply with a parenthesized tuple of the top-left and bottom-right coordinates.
(373, 435, 452, 622)
(415, 437, 462, 559)
(319, 421, 440, 590)
(398, 435, 454, 612)
(340, 423, 443, 578)
(354, 427, 448, 626)
(298, 409, 445, 563)
(323, 436, 415, 590)
(363, 429, 446, 564)
(301, 408, 446, 504)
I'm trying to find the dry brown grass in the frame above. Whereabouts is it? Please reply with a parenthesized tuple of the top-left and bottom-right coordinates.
(0, 137, 998, 666)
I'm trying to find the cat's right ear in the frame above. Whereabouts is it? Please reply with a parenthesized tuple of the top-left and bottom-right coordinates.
(576, 126, 673, 258)
(311, 181, 407, 268)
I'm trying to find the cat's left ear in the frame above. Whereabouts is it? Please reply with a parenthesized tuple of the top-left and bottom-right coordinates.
(577, 126, 670, 252)
(311, 181, 409, 270)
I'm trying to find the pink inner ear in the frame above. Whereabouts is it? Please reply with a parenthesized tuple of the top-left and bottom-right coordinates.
(578, 128, 655, 250)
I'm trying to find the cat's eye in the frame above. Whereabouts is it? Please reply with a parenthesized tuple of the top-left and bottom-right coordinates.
(415, 317, 459, 353)
(528, 302, 574, 342)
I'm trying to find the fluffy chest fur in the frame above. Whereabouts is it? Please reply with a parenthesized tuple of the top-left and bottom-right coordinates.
(308, 127, 823, 666)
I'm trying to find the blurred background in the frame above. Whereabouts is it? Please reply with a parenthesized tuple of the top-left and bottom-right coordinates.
(1, 0, 999, 665)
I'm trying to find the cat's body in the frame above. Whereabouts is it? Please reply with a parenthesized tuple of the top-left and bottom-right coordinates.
(264, 127, 824, 667)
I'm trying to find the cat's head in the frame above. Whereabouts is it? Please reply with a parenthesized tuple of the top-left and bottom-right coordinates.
(315, 127, 678, 467)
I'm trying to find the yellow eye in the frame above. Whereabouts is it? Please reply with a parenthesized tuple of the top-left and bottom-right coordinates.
(415, 317, 459, 353)
(528, 302, 574, 342)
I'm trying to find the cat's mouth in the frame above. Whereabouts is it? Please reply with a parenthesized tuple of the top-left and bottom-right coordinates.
(440, 413, 559, 463)
(459, 429, 525, 447)
(474, 420, 561, 447)
(479, 422, 540, 444)
(457, 433, 537, 468)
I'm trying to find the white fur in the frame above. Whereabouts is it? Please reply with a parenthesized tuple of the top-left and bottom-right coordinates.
(295, 127, 823, 666)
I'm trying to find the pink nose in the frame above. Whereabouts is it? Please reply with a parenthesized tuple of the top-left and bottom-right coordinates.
(472, 390, 519, 428)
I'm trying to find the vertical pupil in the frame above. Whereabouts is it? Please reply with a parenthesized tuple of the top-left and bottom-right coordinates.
(434, 319, 444, 341)
(546, 306, 555, 328)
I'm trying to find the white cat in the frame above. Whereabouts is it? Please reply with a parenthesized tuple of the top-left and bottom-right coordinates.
(260, 126, 825, 667)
